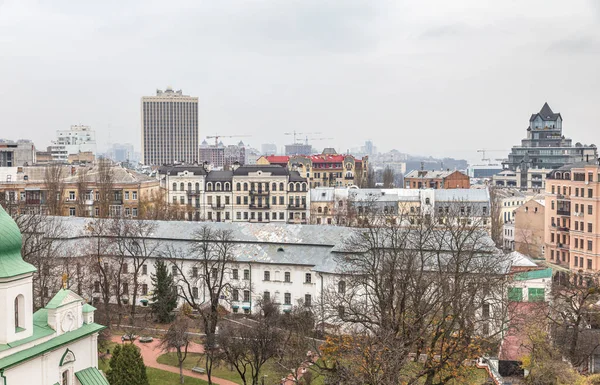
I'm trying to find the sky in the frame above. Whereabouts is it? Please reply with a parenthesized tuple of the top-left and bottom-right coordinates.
(1, 0, 599, 164)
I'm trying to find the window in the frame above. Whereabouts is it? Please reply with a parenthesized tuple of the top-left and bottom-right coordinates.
(279, 196, 284, 205)
(264, 271, 270, 281)
(284, 293, 291, 305)
(589, 189, 593, 198)
(528, 288, 545, 302)
(173, 182, 177, 191)
(122, 282, 128, 294)
(94, 281, 100, 293)
(142, 284, 148, 295)
(550, 250, 554, 260)
(244, 269, 250, 280)
(62, 370, 70, 385)
(192, 267, 198, 278)
(243, 290, 250, 302)
(589, 223, 593, 233)
(508, 287, 523, 302)
(132, 208, 138, 217)
(232, 269, 239, 280)
(69, 207, 76, 216)
(338, 280, 346, 294)
(125, 191, 130, 200)
(172, 265, 178, 276)
(305, 273, 312, 283)
(232, 289, 239, 301)
(589, 259, 593, 270)
(192, 287, 199, 299)
(122, 263, 128, 274)
(69, 191, 75, 200)
(263, 291, 270, 302)
(588, 240, 593, 251)
(243, 183, 248, 191)
(284, 272, 291, 282)
(589, 205, 593, 215)
(279, 212, 284, 220)
(304, 294, 312, 307)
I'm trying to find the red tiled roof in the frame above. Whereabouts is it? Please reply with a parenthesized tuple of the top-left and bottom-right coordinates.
(265, 156, 290, 164)
(310, 155, 345, 163)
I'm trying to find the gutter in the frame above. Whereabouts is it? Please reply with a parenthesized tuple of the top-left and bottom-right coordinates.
(0, 369, 6, 385)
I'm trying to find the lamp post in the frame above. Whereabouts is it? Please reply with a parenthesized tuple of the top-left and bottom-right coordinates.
(262, 374, 267, 385)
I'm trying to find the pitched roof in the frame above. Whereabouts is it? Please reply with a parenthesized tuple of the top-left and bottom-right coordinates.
(529, 102, 561, 122)
(264, 156, 290, 164)
(158, 165, 207, 176)
(45, 289, 84, 309)
(75, 367, 110, 385)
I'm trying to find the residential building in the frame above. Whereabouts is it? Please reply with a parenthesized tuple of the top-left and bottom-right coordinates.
(404, 169, 470, 189)
(285, 143, 312, 156)
(257, 149, 369, 188)
(107, 143, 135, 162)
(504, 222, 515, 250)
(495, 188, 533, 224)
(199, 140, 246, 168)
(261, 143, 277, 155)
(0, 205, 107, 385)
(495, 103, 597, 191)
(0, 139, 36, 167)
(0, 164, 160, 217)
(467, 163, 503, 179)
(545, 162, 600, 271)
(50, 125, 96, 163)
(67, 151, 95, 165)
(157, 164, 309, 223)
(513, 198, 545, 259)
(141, 87, 199, 166)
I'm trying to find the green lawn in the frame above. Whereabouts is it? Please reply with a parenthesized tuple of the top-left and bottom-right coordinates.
(147, 367, 209, 385)
(157, 353, 287, 385)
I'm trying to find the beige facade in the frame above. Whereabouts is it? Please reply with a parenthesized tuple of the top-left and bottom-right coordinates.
(514, 199, 545, 259)
(544, 163, 600, 271)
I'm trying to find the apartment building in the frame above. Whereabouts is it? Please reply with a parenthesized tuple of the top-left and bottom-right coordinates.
(257, 149, 369, 188)
(495, 103, 597, 191)
(513, 199, 545, 259)
(0, 139, 36, 167)
(404, 169, 470, 189)
(50, 125, 96, 163)
(157, 164, 309, 223)
(0, 165, 160, 217)
(199, 140, 246, 168)
(141, 87, 199, 166)
(544, 162, 600, 271)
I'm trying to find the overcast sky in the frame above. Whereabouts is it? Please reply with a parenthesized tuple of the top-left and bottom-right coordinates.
(1, 0, 599, 163)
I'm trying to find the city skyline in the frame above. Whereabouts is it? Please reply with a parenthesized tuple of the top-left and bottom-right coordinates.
(1, 1, 599, 164)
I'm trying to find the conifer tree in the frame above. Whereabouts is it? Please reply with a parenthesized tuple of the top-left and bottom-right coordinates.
(107, 343, 149, 385)
(151, 259, 177, 323)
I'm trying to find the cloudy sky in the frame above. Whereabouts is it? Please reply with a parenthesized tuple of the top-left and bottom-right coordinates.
(1, 0, 599, 163)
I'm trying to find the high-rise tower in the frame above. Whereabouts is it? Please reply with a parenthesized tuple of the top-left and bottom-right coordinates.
(141, 87, 199, 165)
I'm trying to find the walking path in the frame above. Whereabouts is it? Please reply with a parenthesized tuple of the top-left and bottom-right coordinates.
(109, 336, 239, 385)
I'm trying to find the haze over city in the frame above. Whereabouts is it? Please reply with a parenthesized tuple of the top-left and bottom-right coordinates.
(1, 0, 599, 163)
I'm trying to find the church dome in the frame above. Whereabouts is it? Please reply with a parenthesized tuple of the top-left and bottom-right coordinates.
(0, 205, 36, 278)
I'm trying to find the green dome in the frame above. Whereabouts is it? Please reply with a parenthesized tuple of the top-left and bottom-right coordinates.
(0, 205, 36, 278)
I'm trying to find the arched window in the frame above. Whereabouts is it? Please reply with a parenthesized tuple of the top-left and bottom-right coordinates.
(236, 183, 241, 191)
(172, 183, 177, 191)
(272, 183, 277, 191)
(324, 207, 329, 214)
(187, 182, 192, 192)
(180, 183, 184, 191)
(565, 173, 570, 180)
(279, 183, 284, 191)
(225, 182, 230, 191)
(318, 207, 323, 213)
(289, 184, 295, 192)
(302, 183, 307, 192)
(15, 295, 24, 330)
(216, 182, 222, 191)
(250, 182, 255, 191)
(195, 182, 200, 192)
(207, 183, 213, 191)
(338, 280, 346, 294)
(243, 183, 248, 191)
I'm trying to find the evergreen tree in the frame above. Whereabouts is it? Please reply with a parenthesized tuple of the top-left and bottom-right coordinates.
(151, 259, 177, 323)
(107, 343, 149, 385)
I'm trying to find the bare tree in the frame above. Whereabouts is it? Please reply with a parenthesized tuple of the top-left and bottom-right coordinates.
(44, 163, 65, 216)
(168, 225, 237, 384)
(97, 157, 115, 218)
(76, 166, 89, 217)
(318, 204, 510, 385)
(159, 313, 192, 384)
(382, 167, 395, 188)
(219, 310, 283, 385)
(489, 187, 503, 248)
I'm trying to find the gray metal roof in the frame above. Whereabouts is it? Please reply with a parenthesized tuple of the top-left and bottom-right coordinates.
(205, 170, 233, 181)
(233, 165, 289, 176)
(434, 189, 490, 202)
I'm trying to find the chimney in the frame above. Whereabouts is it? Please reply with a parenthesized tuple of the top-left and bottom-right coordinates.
(231, 161, 240, 171)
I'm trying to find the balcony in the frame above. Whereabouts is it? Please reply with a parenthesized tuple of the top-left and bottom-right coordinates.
(249, 190, 269, 196)
(287, 204, 307, 210)
(557, 243, 569, 249)
(556, 194, 570, 200)
(249, 204, 270, 209)
(557, 209, 571, 216)
(211, 204, 226, 210)
(344, 176, 354, 180)
(558, 226, 570, 232)
(187, 189, 201, 196)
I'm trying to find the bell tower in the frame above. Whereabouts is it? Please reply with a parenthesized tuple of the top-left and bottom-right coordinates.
(0, 205, 36, 344)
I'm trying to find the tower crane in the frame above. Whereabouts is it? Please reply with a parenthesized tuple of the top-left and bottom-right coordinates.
(205, 134, 251, 147)
(304, 137, 333, 145)
(477, 149, 506, 163)
(284, 131, 321, 144)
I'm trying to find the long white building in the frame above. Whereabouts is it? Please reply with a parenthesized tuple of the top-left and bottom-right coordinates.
(50, 125, 96, 163)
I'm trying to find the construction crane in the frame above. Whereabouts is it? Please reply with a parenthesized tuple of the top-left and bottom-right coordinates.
(477, 149, 506, 163)
(205, 134, 251, 147)
(284, 131, 321, 144)
(304, 137, 333, 145)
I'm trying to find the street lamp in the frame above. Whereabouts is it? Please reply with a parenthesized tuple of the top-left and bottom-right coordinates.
(262, 374, 267, 385)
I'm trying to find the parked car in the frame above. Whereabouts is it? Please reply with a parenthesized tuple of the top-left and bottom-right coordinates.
(121, 334, 137, 342)
(139, 336, 153, 343)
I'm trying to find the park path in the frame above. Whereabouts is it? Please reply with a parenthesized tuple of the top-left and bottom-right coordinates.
(110, 335, 239, 385)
